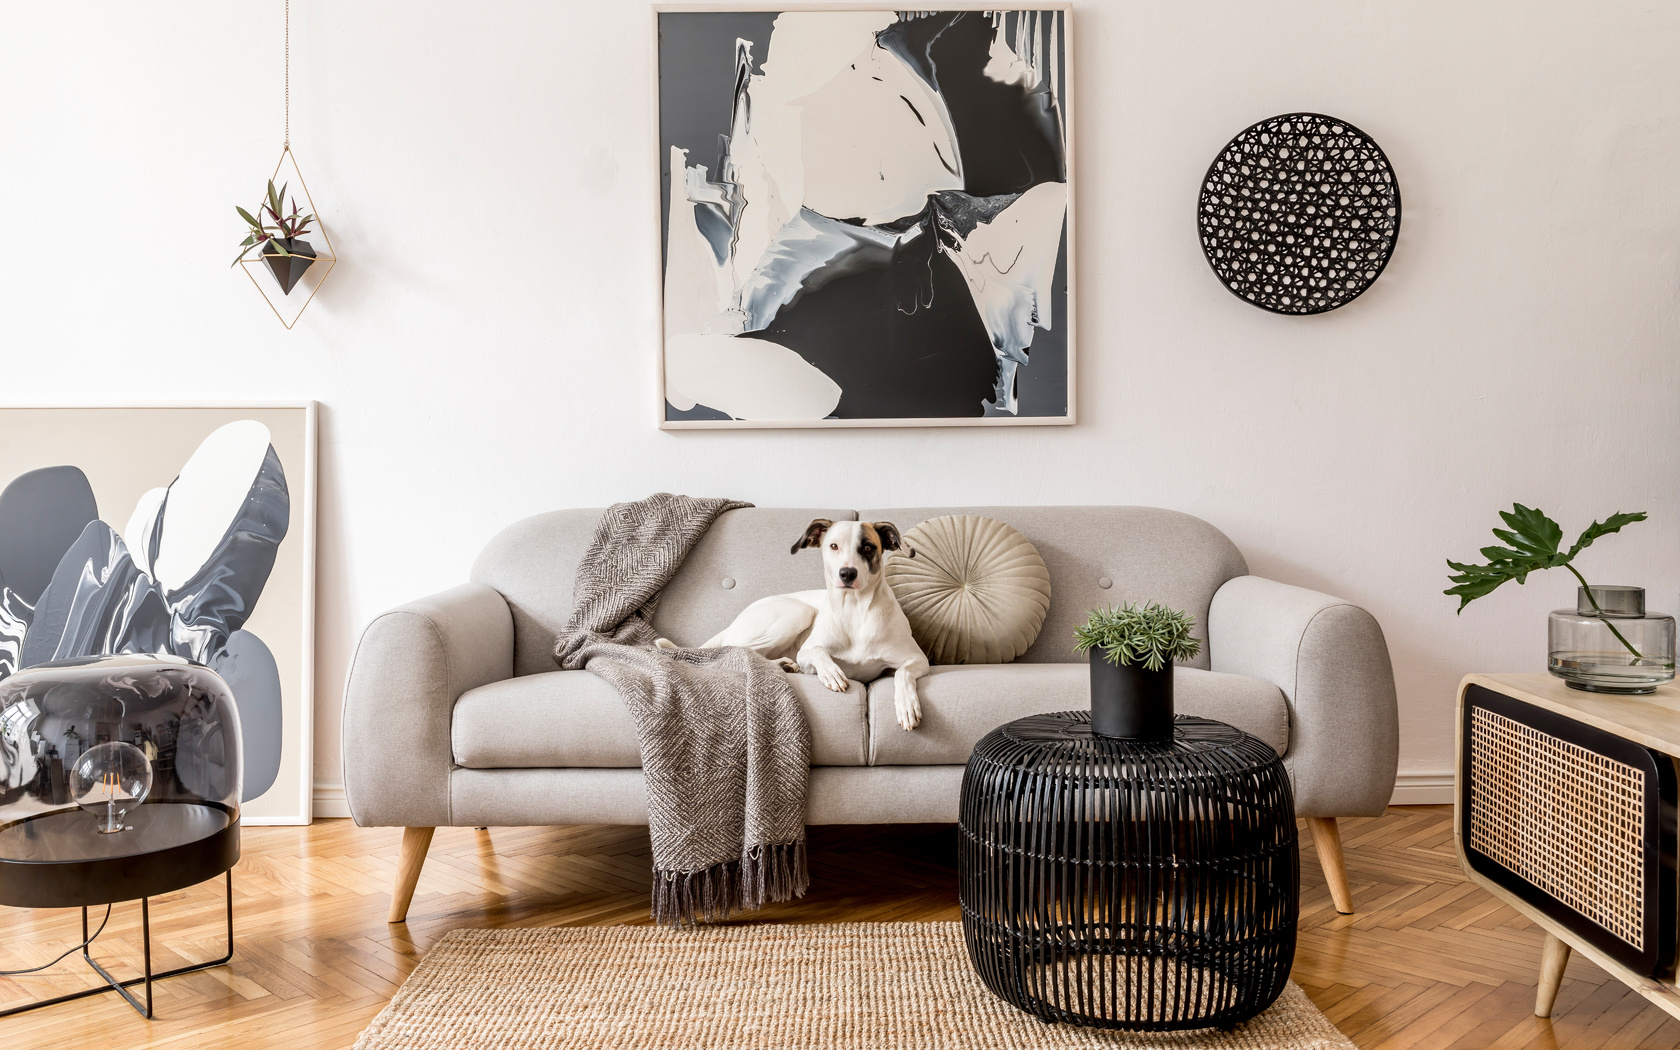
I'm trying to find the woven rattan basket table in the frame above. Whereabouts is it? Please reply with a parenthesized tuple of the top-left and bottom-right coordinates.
(958, 712, 1299, 1031)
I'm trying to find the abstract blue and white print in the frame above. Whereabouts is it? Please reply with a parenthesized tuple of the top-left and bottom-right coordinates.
(659, 9, 1071, 424)
(0, 421, 290, 803)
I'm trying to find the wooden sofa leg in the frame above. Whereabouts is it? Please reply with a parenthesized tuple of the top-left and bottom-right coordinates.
(1307, 817, 1354, 914)
(1535, 932, 1571, 1017)
(389, 826, 435, 923)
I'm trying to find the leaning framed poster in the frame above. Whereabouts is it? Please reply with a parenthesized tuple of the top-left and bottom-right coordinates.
(655, 5, 1075, 428)
(0, 404, 317, 825)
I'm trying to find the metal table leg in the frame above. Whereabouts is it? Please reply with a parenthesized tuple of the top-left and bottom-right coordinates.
(0, 870, 235, 1020)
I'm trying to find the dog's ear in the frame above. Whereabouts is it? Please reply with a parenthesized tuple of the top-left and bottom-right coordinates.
(791, 518, 834, 555)
(872, 522, 914, 558)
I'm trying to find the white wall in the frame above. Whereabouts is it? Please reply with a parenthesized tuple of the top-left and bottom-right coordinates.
(4, 1, 1677, 810)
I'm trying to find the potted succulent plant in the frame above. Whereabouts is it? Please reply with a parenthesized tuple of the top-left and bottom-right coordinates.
(233, 180, 317, 295)
(1074, 602, 1203, 740)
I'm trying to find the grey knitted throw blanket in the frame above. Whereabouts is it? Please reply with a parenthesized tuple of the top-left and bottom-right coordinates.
(551, 493, 810, 926)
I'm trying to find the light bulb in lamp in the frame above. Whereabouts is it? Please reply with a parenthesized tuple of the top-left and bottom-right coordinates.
(69, 741, 153, 833)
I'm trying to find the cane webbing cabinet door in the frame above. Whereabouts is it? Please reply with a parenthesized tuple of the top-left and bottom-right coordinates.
(1455, 673, 1680, 1021)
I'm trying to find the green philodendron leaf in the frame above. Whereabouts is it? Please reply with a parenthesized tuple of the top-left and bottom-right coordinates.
(1477, 546, 1528, 562)
(1568, 511, 1647, 559)
(1497, 504, 1563, 556)
(1489, 529, 1532, 552)
(1445, 504, 1648, 613)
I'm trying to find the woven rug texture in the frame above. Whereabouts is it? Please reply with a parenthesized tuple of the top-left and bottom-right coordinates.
(353, 922, 1354, 1050)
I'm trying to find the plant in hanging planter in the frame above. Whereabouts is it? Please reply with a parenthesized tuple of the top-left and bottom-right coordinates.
(1445, 503, 1675, 693)
(1074, 602, 1203, 740)
(233, 180, 317, 295)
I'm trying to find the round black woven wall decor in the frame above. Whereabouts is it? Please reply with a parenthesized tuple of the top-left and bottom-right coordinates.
(1198, 113, 1400, 314)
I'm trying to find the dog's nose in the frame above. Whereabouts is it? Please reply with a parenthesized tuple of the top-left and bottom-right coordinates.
(838, 567, 857, 585)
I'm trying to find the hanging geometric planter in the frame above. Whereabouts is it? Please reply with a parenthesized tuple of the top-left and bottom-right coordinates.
(234, 0, 336, 330)
(236, 147, 336, 329)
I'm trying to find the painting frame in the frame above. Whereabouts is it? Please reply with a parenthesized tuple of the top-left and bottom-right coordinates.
(0, 401, 318, 826)
(653, 3, 1077, 429)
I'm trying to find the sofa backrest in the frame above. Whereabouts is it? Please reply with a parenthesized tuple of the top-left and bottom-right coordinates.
(859, 507, 1245, 668)
(472, 505, 1246, 675)
(472, 507, 856, 677)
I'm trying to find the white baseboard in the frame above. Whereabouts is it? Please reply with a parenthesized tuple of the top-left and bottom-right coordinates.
(1389, 771, 1454, 806)
(312, 782, 351, 819)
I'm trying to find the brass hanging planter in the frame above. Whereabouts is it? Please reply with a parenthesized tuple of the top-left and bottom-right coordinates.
(236, 148, 337, 329)
(235, 0, 335, 329)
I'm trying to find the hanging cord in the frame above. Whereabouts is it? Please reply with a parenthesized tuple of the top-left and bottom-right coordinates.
(283, 0, 290, 151)
(0, 905, 112, 975)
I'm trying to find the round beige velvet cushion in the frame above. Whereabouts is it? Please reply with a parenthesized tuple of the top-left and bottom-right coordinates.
(885, 515, 1052, 665)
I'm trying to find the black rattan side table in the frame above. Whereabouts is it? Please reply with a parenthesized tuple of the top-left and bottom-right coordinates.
(959, 712, 1298, 1031)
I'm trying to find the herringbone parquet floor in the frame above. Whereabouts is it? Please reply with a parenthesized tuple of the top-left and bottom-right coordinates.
(1, 806, 1676, 1049)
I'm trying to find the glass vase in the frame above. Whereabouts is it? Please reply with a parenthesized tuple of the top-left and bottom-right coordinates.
(1548, 586, 1676, 693)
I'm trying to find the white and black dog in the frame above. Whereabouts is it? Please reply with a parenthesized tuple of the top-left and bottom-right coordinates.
(661, 519, 930, 730)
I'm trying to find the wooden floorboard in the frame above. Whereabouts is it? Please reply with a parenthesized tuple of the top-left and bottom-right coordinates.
(1, 805, 1675, 1048)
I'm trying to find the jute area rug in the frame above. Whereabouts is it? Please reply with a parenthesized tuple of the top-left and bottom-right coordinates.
(353, 922, 1352, 1050)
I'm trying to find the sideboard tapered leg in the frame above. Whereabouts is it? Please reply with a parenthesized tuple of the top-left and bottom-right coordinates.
(1535, 932, 1571, 1017)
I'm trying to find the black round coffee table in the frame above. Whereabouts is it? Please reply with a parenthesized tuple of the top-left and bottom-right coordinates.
(0, 655, 243, 1019)
(959, 712, 1298, 1031)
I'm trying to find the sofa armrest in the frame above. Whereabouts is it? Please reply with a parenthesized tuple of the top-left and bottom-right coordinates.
(1208, 575, 1398, 818)
(342, 582, 514, 827)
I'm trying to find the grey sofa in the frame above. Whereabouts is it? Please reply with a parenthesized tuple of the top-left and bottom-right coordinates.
(343, 506, 1399, 922)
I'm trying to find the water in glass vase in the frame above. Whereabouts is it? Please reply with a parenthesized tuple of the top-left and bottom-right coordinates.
(1548, 586, 1676, 693)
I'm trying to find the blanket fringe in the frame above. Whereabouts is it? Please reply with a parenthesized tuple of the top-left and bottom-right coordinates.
(742, 838, 809, 907)
(654, 838, 808, 927)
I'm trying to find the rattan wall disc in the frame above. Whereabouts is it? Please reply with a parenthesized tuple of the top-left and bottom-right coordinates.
(1198, 112, 1400, 314)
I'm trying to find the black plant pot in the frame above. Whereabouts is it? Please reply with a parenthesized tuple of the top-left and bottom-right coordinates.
(263, 237, 317, 295)
(1089, 651, 1174, 740)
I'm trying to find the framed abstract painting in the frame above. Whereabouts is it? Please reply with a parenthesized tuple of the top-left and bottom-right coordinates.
(0, 404, 317, 824)
(656, 5, 1075, 428)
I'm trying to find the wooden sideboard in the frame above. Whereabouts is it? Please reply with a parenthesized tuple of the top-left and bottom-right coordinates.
(1455, 672, 1680, 1021)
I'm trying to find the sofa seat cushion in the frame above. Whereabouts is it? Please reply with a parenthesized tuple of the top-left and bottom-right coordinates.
(866, 664, 1289, 765)
(453, 669, 869, 768)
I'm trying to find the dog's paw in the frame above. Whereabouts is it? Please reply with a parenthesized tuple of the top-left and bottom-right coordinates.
(894, 680, 922, 731)
(653, 637, 679, 652)
(776, 658, 801, 673)
(818, 666, 850, 692)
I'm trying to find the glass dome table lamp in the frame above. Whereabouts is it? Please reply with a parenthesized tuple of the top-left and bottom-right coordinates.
(0, 654, 243, 1019)
(1549, 586, 1677, 694)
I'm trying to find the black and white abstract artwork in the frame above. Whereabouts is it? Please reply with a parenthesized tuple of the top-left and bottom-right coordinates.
(658, 7, 1073, 427)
